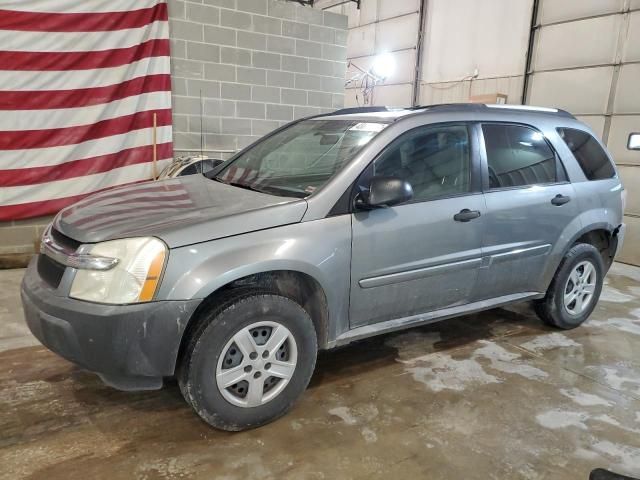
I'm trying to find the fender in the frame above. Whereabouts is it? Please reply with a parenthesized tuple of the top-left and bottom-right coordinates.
(157, 216, 353, 341)
(538, 212, 619, 293)
(562, 221, 618, 257)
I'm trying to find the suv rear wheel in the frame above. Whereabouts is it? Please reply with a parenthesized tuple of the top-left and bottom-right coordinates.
(534, 243, 604, 329)
(178, 292, 317, 431)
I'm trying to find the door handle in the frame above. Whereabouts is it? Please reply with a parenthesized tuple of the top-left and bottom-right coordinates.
(453, 209, 481, 222)
(551, 194, 571, 206)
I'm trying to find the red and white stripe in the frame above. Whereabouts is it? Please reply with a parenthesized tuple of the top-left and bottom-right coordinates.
(0, 0, 173, 221)
(59, 179, 195, 231)
(219, 166, 261, 185)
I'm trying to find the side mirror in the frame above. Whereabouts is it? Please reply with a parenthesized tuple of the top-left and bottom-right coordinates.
(628, 133, 640, 150)
(358, 176, 413, 209)
(210, 159, 225, 167)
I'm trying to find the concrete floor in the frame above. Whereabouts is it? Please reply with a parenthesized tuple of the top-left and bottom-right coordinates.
(1, 265, 640, 480)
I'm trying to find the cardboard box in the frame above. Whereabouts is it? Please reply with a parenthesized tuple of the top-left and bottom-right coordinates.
(469, 93, 508, 104)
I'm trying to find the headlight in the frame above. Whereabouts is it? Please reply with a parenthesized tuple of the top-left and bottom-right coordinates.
(70, 237, 167, 304)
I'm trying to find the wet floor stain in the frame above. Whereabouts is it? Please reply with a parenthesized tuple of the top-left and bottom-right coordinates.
(1, 264, 640, 479)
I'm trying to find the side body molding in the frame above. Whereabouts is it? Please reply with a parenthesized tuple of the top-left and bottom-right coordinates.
(359, 257, 483, 289)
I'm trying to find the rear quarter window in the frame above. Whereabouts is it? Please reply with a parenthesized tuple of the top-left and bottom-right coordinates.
(557, 128, 616, 180)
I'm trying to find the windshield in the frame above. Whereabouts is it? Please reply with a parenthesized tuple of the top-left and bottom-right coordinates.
(212, 119, 387, 197)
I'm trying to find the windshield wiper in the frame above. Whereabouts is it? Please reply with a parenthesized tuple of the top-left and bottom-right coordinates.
(260, 186, 308, 198)
(210, 176, 255, 190)
(216, 178, 307, 198)
(225, 181, 266, 193)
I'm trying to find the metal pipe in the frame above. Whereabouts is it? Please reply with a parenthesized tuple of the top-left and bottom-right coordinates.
(412, 0, 428, 107)
(521, 0, 540, 105)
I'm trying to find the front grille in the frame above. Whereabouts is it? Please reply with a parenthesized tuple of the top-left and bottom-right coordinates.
(37, 254, 66, 289)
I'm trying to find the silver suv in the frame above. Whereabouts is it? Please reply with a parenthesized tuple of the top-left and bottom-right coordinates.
(21, 104, 626, 430)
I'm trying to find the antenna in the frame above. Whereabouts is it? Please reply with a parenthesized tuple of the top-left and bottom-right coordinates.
(199, 89, 204, 174)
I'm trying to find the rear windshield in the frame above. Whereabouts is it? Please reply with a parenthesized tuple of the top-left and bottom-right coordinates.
(557, 128, 615, 180)
(212, 119, 387, 198)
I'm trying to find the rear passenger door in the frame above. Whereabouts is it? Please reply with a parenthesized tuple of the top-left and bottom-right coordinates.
(476, 123, 579, 299)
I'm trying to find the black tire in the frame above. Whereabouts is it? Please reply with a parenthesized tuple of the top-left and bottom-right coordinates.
(534, 243, 604, 329)
(178, 291, 317, 431)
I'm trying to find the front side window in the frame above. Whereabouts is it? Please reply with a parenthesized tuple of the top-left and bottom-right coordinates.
(557, 127, 615, 180)
(373, 124, 471, 202)
(214, 120, 387, 197)
(482, 124, 558, 188)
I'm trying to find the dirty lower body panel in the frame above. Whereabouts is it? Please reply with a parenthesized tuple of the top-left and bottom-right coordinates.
(20, 259, 200, 390)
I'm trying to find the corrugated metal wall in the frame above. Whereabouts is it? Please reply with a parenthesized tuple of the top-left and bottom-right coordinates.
(419, 0, 533, 105)
(526, 0, 640, 265)
(318, 0, 535, 107)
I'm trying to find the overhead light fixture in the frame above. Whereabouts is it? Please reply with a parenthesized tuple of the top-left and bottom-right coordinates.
(371, 53, 395, 80)
(344, 53, 395, 106)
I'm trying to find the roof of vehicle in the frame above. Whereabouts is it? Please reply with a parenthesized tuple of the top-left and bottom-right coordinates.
(314, 103, 576, 123)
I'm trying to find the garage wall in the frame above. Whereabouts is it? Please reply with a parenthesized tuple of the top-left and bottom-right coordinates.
(419, 0, 533, 105)
(525, 0, 640, 265)
(318, 0, 422, 107)
(318, 0, 533, 107)
(168, 0, 348, 157)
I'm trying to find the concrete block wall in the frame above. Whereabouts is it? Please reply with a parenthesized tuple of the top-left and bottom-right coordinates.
(168, 0, 348, 157)
(0, 216, 53, 268)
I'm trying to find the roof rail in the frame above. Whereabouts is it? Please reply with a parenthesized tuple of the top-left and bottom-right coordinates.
(407, 103, 459, 111)
(484, 103, 575, 118)
(406, 103, 575, 119)
(326, 106, 390, 116)
(316, 103, 576, 120)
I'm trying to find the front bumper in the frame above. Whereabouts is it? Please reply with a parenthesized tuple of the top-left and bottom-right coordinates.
(21, 256, 200, 391)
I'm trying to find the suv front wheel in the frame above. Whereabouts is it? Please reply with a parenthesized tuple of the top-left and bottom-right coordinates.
(178, 292, 318, 431)
(535, 243, 604, 329)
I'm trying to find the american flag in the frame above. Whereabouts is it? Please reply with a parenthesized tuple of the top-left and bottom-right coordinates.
(0, 0, 173, 221)
(58, 179, 196, 234)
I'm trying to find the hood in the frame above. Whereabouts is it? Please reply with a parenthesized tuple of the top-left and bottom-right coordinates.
(54, 175, 308, 248)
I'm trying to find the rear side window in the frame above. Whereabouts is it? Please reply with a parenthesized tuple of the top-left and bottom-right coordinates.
(482, 124, 559, 188)
(557, 128, 615, 180)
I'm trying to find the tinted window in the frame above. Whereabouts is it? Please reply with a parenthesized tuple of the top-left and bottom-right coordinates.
(482, 124, 558, 188)
(374, 124, 471, 202)
(557, 128, 615, 180)
(179, 163, 199, 176)
(201, 159, 218, 172)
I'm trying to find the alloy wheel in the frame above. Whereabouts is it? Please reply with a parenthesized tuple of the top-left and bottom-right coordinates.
(563, 260, 597, 316)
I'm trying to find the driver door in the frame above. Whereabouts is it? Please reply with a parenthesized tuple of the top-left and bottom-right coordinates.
(349, 123, 486, 327)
